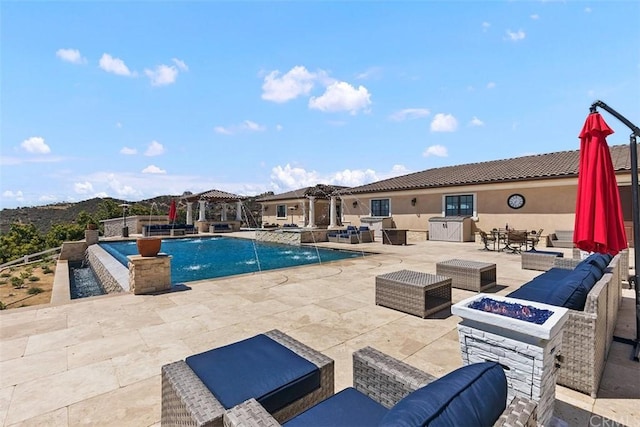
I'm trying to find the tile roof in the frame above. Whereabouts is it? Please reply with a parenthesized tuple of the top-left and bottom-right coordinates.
(257, 185, 350, 201)
(181, 189, 245, 202)
(339, 144, 637, 195)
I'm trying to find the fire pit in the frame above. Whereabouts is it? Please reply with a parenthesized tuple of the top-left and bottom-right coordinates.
(452, 294, 569, 427)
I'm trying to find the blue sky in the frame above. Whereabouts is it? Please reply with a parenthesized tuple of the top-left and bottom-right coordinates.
(2, 1, 639, 209)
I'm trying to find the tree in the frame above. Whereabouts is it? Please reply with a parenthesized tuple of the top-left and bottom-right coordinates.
(44, 223, 84, 248)
(0, 223, 46, 263)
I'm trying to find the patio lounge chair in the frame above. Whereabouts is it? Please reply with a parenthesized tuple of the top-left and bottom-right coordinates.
(479, 230, 497, 250)
(224, 346, 537, 427)
(161, 329, 334, 426)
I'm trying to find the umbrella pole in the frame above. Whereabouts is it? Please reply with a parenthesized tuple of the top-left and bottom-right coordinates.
(590, 100, 640, 361)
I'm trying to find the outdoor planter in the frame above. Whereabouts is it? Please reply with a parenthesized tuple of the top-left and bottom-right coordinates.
(136, 237, 162, 257)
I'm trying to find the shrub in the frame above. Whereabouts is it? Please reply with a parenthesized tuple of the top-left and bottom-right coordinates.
(0, 272, 10, 278)
(0, 301, 6, 310)
(19, 272, 31, 280)
(0, 279, 7, 285)
(27, 287, 44, 295)
(28, 276, 40, 282)
(42, 266, 54, 274)
(11, 276, 24, 288)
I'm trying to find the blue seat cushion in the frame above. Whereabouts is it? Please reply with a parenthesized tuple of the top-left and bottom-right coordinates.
(185, 334, 320, 413)
(380, 362, 507, 426)
(283, 387, 388, 427)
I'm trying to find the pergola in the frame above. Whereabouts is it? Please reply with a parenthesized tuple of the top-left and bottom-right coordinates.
(180, 189, 246, 226)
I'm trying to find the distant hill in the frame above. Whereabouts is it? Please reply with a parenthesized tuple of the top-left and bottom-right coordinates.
(0, 195, 264, 234)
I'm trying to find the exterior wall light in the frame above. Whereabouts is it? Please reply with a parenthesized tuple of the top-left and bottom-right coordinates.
(411, 198, 417, 206)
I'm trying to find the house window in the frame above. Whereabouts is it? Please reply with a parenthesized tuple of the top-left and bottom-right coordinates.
(276, 204, 287, 218)
(371, 199, 390, 217)
(445, 195, 474, 216)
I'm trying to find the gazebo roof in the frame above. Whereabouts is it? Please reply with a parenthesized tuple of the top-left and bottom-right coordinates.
(181, 189, 246, 203)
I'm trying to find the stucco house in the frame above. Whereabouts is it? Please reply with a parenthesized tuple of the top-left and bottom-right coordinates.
(257, 145, 637, 247)
(337, 144, 637, 246)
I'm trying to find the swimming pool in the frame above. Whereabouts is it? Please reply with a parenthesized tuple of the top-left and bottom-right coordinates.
(99, 237, 367, 283)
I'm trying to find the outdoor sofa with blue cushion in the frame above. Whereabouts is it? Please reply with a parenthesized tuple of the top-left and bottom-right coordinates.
(224, 346, 537, 427)
(507, 252, 622, 397)
(143, 224, 197, 236)
(161, 330, 334, 426)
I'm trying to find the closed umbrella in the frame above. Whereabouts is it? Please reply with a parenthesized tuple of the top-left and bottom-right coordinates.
(573, 112, 628, 255)
(168, 199, 178, 223)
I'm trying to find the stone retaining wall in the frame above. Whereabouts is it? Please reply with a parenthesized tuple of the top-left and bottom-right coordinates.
(87, 245, 125, 294)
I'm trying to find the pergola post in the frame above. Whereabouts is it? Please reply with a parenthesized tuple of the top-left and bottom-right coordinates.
(308, 196, 316, 228)
(329, 196, 338, 229)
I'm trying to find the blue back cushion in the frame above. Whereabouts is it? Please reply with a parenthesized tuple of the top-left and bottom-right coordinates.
(545, 267, 598, 310)
(186, 334, 320, 412)
(284, 387, 387, 427)
(379, 362, 507, 427)
(578, 253, 611, 272)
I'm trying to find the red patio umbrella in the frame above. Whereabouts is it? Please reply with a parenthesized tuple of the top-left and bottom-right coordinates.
(168, 199, 178, 223)
(573, 112, 628, 255)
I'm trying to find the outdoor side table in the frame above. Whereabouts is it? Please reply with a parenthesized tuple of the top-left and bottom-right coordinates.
(375, 270, 452, 318)
(435, 259, 496, 292)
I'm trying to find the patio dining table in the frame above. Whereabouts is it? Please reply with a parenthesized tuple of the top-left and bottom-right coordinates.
(490, 229, 538, 253)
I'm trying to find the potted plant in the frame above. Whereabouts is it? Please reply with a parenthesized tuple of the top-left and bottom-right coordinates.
(136, 237, 162, 257)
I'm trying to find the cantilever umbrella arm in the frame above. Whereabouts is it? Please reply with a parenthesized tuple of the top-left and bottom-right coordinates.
(590, 100, 640, 361)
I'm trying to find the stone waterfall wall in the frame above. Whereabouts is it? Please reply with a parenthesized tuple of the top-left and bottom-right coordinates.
(86, 245, 127, 294)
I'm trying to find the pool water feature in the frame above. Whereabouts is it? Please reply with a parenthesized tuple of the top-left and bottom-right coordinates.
(69, 261, 106, 299)
(100, 236, 367, 284)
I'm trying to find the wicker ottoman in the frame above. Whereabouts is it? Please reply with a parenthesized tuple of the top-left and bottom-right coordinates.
(161, 329, 334, 426)
(435, 259, 496, 292)
(375, 270, 452, 318)
(521, 250, 564, 271)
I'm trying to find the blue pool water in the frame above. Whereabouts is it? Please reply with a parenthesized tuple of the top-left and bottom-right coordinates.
(100, 237, 366, 283)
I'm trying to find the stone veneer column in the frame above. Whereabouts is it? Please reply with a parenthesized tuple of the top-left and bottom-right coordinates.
(328, 196, 338, 229)
(236, 201, 242, 221)
(198, 200, 207, 222)
(186, 202, 193, 225)
(128, 254, 171, 295)
(308, 196, 316, 228)
(221, 203, 228, 221)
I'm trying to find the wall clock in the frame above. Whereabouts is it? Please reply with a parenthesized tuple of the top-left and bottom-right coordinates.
(507, 194, 525, 209)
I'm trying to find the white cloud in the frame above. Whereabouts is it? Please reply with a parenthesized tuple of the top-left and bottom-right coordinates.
(215, 120, 266, 135)
(172, 58, 189, 71)
(585, 7, 592, 13)
(120, 147, 137, 155)
(56, 48, 86, 64)
(487, 82, 496, 89)
(74, 181, 94, 194)
(116, 122, 123, 128)
(355, 67, 383, 80)
(482, 22, 491, 32)
(2, 190, 24, 201)
(430, 113, 458, 132)
(144, 140, 165, 156)
(276, 124, 283, 131)
(21, 136, 51, 154)
(268, 163, 408, 193)
(261, 66, 318, 103)
(505, 29, 526, 42)
(389, 108, 430, 122)
(107, 174, 140, 196)
(308, 81, 372, 115)
(145, 64, 180, 86)
(530, 14, 539, 20)
(99, 53, 134, 76)
(423, 145, 448, 158)
(142, 165, 167, 174)
(469, 116, 485, 127)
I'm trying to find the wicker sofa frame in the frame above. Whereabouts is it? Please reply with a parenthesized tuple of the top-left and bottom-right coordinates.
(161, 329, 334, 426)
(521, 250, 564, 271)
(223, 346, 537, 427)
(551, 253, 621, 397)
